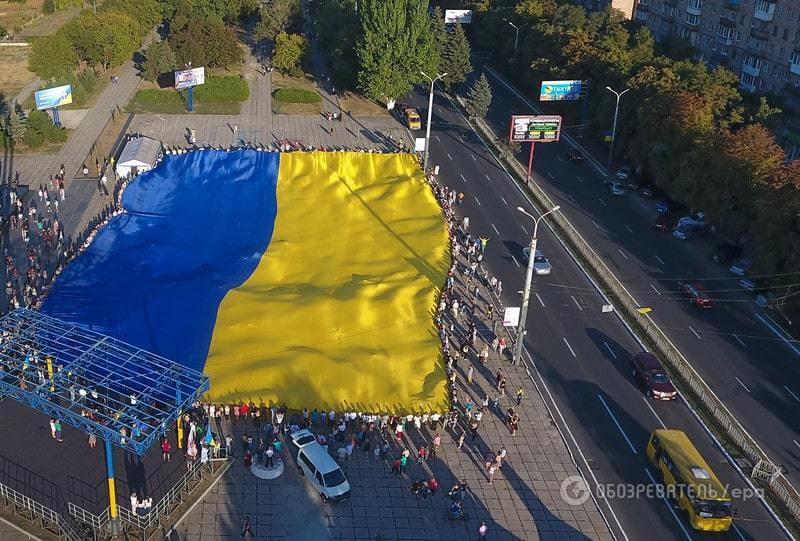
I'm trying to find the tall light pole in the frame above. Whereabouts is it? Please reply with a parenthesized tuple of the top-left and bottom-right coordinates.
(605, 86, 629, 174)
(512, 205, 561, 366)
(507, 21, 529, 58)
(420, 71, 447, 172)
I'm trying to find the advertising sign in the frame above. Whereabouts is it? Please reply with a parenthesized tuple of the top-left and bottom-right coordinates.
(503, 307, 520, 327)
(444, 9, 473, 24)
(540, 80, 583, 102)
(414, 137, 426, 152)
(34, 85, 73, 111)
(509, 115, 562, 143)
(174, 67, 205, 90)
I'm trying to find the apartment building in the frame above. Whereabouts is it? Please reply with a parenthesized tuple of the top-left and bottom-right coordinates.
(634, 0, 800, 113)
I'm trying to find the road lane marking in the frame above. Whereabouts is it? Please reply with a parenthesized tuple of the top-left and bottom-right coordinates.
(591, 220, 600, 229)
(511, 255, 520, 268)
(624, 225, 633, 233)
(471, 154, 476, 161)
(644, 468, 693, 541)
(571, 295, 583, 311)
(547, 172, 554, 179)
(435, 135, 440, 142)
(603, 341, 617, 359)
(654, 255, 665, 265)
(794, 440, 800, 451)
(598, 395, 637, 454)
(475, 196, 482, 206)
(617, 249, 629, 260)
(642, 397, 667, 429)
(563, 337, 577, 357)
(500, 196, 508, 206)
(520, 224, 528, 235)
(734, 377, 751, 393)
(755, 312, 800, 358)
(491, 223, 500, 235)
(785, 386, 800, 403)
(732, 333, 746, 347)
(568, 194, 575, 202)
(535, 293, 545, 307)
(650, 284, 661, 296)
(447, 153, 453, 161)
(485, 173, 491, 181)
(689, 326, 702, 340)
(598, 198, 607, 206)
(576, 175, 584, 183)
(459, 173, 467, 183)
(732, 523, 746, 541)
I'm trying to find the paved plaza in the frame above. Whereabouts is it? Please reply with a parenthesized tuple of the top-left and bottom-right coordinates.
(0, 34, 613, 541)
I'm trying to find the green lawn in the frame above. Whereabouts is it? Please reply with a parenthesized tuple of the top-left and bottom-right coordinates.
(125, 89, 242, 115)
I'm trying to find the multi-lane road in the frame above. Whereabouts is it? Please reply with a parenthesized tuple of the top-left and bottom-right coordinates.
(399, 74, 792, 540)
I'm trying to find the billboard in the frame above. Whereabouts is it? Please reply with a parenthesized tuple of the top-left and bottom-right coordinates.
(34, 85, 72, 111)
(444, 9, 473, 24)
(540, 80, 583, 102)
(509, 115, 562, 143)
(174, 67, 205, 90)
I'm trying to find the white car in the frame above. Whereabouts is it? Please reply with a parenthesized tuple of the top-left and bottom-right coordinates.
(291, 429, 351, 503)
(522, 248, 552, 275)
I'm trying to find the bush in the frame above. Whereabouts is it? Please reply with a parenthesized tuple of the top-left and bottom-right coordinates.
(45, 123, 68, 143)
(190, 76, 249, 103)
(26, 110, 52, 135)
(21, 129, 44, 148)
(273, 87, 321, 104)
(133, 89, 183, 105)
(42, 0, 55, 14)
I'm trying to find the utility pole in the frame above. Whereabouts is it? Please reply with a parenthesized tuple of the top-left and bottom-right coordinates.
(420, 71, 447, 173)
(605, 86, 629, 173)
(507, 21, 529, 58)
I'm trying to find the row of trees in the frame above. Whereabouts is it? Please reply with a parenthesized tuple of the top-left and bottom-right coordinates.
(469, 0, 797, 293)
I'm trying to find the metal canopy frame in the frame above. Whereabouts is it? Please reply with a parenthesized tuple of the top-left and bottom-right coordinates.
(0, 309, 209, 454)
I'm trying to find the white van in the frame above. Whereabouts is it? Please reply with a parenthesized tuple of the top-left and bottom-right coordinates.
(292, 430, 351, 503)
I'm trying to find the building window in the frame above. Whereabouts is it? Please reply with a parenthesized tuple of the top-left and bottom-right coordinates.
(780, 47, 785, 57)
(736, 30, 742, 40)
(770, 43, 775, 53)
(785, 28, 790, 40)
(686, 13, 702, 24)
(795, 31, 800, 44)
(740, 72, 757, 86)
(688, 0, 702, 9)
(759, 79, 767, 89)
(756, 0, 772, 11)
(788, 8, 795, 19)
(790, 50, 800, 64)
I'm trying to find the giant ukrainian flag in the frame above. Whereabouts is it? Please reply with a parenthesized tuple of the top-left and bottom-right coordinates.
(42, 150, 450, 412)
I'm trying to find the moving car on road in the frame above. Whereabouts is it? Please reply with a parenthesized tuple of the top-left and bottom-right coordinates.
(522, 248, 552, 275)
(631, 352, 677, 400)
(672, 222, 708, 240)
(403, 107, 421, 130)
(729, 258, 753, 276)
(603, 180, 625, 196)
(678, 281, 714, 308)
(651, 214, 674, 232)
(615, 165, 633, 182)
(291, 429, 351, 503)
(564, 150, 585, 163)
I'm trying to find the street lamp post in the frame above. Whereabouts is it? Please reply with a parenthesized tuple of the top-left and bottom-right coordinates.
(512, 205, 561, 366)
(507, 21, 529, 58)
(420, 71, 447, 173)
(605, 86, 629, 173)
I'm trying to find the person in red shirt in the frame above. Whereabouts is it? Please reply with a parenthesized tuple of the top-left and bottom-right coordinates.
(428, 477, 438, 496)
(161, 438, 171, 462)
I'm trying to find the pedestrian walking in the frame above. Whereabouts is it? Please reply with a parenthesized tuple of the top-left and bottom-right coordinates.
(54, 420, 62, 442)
(241, 516, 254, 537)
(487, 463, 496, 484)
(391, 458, 401, 477)
(469, 419, 479, 443)
(457, 430, 466, 449)
(497, 447, 507, 468)
(265, 446, 274, 468)
(82, 165, 88, 178)
(161, 438, 171, 461)
(478, 521, 488, 540)
(432, 432, 441, 457)
(516, 387, 524, 406)
(49, 419, 56, 439)
(467, 365, 474, 384)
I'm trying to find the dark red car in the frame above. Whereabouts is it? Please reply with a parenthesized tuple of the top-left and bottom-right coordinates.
(651, 214, 674, 231)
(631, 352, 677, 400)
(678, 281, 713, 308)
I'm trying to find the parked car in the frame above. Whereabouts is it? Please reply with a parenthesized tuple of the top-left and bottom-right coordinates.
(729, 258, 753, 276)
(676, 212, 706, 228)
(631, 352, 677, 400)
(652, 214, 674, 231)
(603, 180, 626, 196)
(291, 429, 351, 503)
(564, 150, 585, 163)
(672, 222, 708, 240)
(615, 165, 633, 181)
(655, 198, 677, 215)
(678, 281, 714, 308)
(711, 243, 742, 264)
(639, 184, 657, 198)
(522, 248, 552, 275)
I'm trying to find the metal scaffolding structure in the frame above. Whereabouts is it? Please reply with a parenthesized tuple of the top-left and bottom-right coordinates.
(0, 309, 209, 455)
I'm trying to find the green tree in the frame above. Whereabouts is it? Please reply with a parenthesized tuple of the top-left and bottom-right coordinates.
(28, 35, 78, 79)
(441, 23, 472, 89)
(254, 0, 299, 43)
(465, 73, 492, 118)
(170, 17, 243, 68)
(5, 109, 26, 144)
(314, 0, 360, 90)
(271, 31, 307, 76)
(356, 0, 438, 108)
(104, 0, 164, 29)
(42, 0, 55, 14)
(141, 41, 178, 82)
(430, 6, 447, 63)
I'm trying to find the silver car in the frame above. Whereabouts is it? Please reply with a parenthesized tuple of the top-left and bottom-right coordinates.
(522, 248, 552, 275)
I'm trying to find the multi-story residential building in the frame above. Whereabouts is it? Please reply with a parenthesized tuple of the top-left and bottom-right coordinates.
(634, 0, 800, 113)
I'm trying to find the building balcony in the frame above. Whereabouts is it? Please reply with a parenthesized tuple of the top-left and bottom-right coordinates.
(636, 1, 649, 9)
(746, 38, 768, 56)
(790, 60, 800, 76)
(750, 27, 769, 40)
(754, 1, 776, 21)
(635, 9, 651, 22)
(686, 0, 702, 15)
(739, 78, 757, 92)
(741, 63, 761, 77)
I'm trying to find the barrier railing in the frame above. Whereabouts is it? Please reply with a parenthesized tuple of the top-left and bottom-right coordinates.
(0, 481, 84, 541)
(461, 100, 800, 528)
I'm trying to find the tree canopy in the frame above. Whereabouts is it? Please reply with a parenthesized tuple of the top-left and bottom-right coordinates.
(440, 23, 472, 90)
(170, 17, 243, 68)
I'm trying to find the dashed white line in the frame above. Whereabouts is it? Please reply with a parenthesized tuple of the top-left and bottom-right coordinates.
(563, 337, 577, 357)
(617, 249, 629, 260)
(734, 377, 751, 393)
(435, 135, 440, 142)
(732, 333, 746, 347)
(756, 312, 800, 358)
(491, 223, 500, 235)
(644, 468, 693, 541)
(547, 172, 554, 179)
(603, 341, 617, 359)
(485, 173, 491, 181)
(568, 194, 575, 202)
(689, 326, 702, 340)
(511, 255, 520, 268)
(571, 295, 583, 311)
(459, 173, 467, 183)
(785, 386, 800, 403)
(535, 293, 545, 308)
(650, 284, 662, 296)
(732, 523, 746, 541)
(598, 198, 607, 206)
(598, 395, 637, 454)
(654, 255, 665, 265)
(794, 440, 800, 451)
(500, 196, 508, 206)
(591, 220, 600, 229)
(642, 397, 666, 429)
(474, 196, 482, 206)
(576, 175, 584, 183)
(624, 225, 633, 233)
(520, 224, 528, 235)
(447, 153, 453, 161)
(471, 154, 476, 161)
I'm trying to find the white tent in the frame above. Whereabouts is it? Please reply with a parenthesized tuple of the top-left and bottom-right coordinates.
(115, 137, 162, 178)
